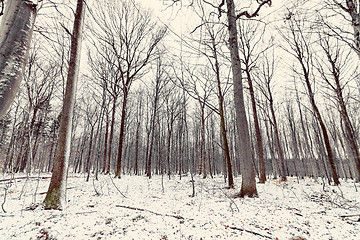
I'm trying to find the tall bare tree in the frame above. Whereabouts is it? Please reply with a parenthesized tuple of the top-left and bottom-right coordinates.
(43, 0, 85, 210)
(256, 52, 287, 181)
(225, 0, 271, 197)
(89, 0, 166, 178)
(280, 15, 340, 185)
(315, 35, 360, 179)
(238, 20, 269, 183)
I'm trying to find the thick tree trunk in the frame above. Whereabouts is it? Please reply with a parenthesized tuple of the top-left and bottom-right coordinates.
(0, 0, 37, 119)
(226, 0, 257, 197)
(43, 0, 85, 210)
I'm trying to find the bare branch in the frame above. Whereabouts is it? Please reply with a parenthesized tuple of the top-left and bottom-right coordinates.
(236, 0, 272, 19)
(0, 0, 4, 16)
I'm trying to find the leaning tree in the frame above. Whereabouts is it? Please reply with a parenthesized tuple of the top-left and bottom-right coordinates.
(0, 0, 38, 119)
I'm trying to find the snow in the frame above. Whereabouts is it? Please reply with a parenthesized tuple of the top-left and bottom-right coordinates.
(0, 173, 359, 240)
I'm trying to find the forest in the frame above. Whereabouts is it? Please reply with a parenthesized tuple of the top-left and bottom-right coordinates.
(0, 0, 359, 239)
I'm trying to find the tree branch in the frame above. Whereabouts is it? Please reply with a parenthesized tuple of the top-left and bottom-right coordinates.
(115, 205, 193, 220)
(0, 0, 4, 16)
(236, 0, 272, 19)
(228, 225, 272, 238)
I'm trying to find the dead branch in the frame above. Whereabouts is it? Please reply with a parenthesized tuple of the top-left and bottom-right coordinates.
(1, 187, 7, 213)
(0, 176, 51, 183)
(115, 204, 193, 221)
(228, 226, 272, 239)
(0, 214, 14, 217)
(236, 0, 272, 19)
(340, 214, 360, 218)
(75, 211, 98, 215)
(0, 0, 3, 16)
(108, 175, 126, 198)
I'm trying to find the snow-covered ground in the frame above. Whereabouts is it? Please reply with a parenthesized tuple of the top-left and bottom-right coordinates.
(0, 173, 359, 240)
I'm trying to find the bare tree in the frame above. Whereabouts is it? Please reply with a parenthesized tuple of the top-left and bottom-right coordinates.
(315, 35, 360, 180)
(146, 55, 168, 178)
(238, 20, 269, 183)
(88, 0, 166, 178)
(200, 22, 234, 187)
(15, 38, 57, 172)
(43, 0, 85, 210)
(256, 52, 287, 181)
(280, 15, 340, 185)
(225, 0, 271, 197)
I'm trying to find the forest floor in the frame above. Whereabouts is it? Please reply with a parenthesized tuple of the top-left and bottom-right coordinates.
(0, 172, 359, 240)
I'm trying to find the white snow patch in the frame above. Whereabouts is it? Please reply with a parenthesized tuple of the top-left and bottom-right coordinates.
(0, 174, 359, 240)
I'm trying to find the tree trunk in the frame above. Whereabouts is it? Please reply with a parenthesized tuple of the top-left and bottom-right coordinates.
(211, 37, 234, 187)
(43, 0, 85, 210)
(134, 121, 140, 175)
(102, 113, 109, 173)
(226, 0, 257, 197)
(269, 101, 287, 181)
(106, 99, 117, 174)
(115, 90, 128, 178)
(245, 70, 266, 183)
(0, 0, 37, 119)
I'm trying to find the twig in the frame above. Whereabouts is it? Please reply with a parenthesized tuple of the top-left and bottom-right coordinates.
(92, 178, 102, 196)
(108, 175, 126, 198)
(354, 181, 358, 192)
(33, 170, 42, 203)
(229, 226, 272, 239)
(0, 214, 14, 217)
(219, 187, 239, 212)
(1, 187, 7, 213)
(115, 204, 193, 221)
(75, 211, 98, 215)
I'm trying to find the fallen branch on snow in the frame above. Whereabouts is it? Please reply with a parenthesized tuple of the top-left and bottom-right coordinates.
(75, 211, 98, 215)
(228, 226, 272, 239)
(115, 205, 193, 221)
(340, 214, 360, 218)
(0, 176, 51, 183)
